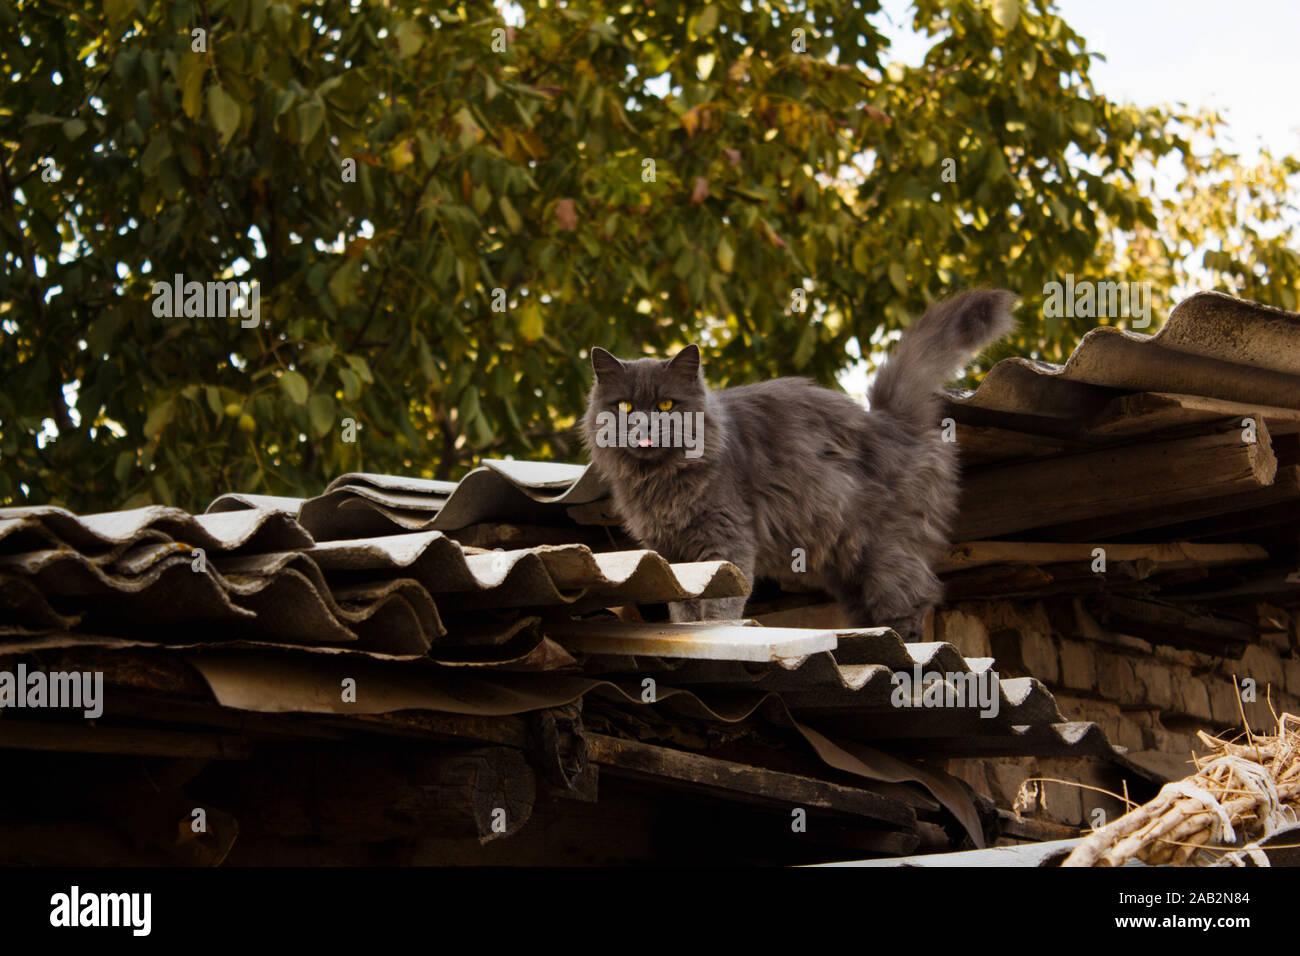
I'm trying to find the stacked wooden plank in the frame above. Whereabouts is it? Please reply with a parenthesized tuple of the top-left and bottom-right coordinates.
(929, 294, 1300, 648)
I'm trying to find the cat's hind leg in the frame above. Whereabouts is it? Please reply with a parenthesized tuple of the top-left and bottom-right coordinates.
(827, 543, 940, 641)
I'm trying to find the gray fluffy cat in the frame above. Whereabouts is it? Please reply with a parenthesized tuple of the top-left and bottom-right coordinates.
(583, 289, 1016, 637)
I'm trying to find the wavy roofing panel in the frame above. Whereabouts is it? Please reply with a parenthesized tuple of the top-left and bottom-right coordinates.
(948, 292, 1300, 422)
(303, 531, 748, 610)
(205, 460, 610, 540)
(0, 505, 313, 554)
(555, 621, 1088, 749)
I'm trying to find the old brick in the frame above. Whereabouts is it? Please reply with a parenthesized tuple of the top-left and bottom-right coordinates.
(1146, 725, 1198, 757)
(1132, 659, 1174, 710)
(1170, 671, 1214, 721)
(1040, 776, 1084, 826)
(1209, 678, 1243, 725)
(1239, 645, 1286, 693)
(1284, 658, 1300, 697)
(1051, 693, 1122, 728)
(1020, 628, 1059, 684)
(936, 608, 992, 659)
(984, 757, 1037, 807)
(1057, 637, 1097, 692)
(1096, 652, 1141, 706)
(1112, 715, 1145, 753)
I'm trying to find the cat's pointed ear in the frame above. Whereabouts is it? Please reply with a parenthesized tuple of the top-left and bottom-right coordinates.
(666, 344, 701, 381)
(590, 347, 626, 381)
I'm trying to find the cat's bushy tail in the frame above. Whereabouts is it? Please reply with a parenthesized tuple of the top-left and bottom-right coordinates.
(868, 289, 1016, 425)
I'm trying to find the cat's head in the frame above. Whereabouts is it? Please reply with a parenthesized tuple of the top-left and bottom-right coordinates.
(583, 344, 711, 466)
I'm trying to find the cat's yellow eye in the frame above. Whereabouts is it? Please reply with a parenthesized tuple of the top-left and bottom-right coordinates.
(657, 399, 674, 411)
(618, 401, 633, 413)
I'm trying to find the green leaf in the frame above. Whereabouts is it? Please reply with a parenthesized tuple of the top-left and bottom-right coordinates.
(499, 196, 523, 233)
(279, 369, 309, 404)
(207, 85, 241, 146)
(297, 98, 324, 145)
(793, 324, 817, 370)
(178, 55, 206, 120)
(393, 20, 424, 58)
(852, 241, 871, 273)
(691, 5, 719, 39)
(517, 301, 544, 342)
(888, 262, 908, 295)
(143, 399, 175, 440)
(416, 332, 439, 385)
(339, 367, 361, 401)
(140, 134, 172, 174)
(308, 394, 336, 438)
(992, 0, 1020, 30)
(345, 354, 374, 384)
(328, 259, 362, 306)
(716, 235, 735, 273)
(113, 451, 134, 485)
(105, 0, 135, 27)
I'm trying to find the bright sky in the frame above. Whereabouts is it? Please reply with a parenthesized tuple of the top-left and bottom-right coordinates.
(875, 0, 1300, 160)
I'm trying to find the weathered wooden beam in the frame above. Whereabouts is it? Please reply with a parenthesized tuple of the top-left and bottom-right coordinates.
(1167, 567, 1300, 605)
(0, 719, 253, 759)
(955, 423, 1084, 467)
(0, 823, 151, 866)
(956, 422, 1277, 539)
(1036, 464, 1300, 541)
(1083, 593, 1255, 655)
(1089, 392, 1300, 439)
(938, 540, 1268, 575)
(939, 564, 1058, 602)
(586, 733, 916, 830)
(205, 745, 536, 844)
(996, 810, 1082, 843)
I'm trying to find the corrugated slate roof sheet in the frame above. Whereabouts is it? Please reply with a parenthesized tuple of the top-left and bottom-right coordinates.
(12, 290, 1298, 861)
(0, 480, 1113, 853)
(948, 291, 1300, 421)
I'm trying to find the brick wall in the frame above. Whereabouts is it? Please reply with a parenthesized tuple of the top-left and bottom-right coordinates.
(934, 598, 1300, 830)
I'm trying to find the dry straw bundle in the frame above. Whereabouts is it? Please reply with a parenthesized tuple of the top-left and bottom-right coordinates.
(1062, 712, 1300, 866)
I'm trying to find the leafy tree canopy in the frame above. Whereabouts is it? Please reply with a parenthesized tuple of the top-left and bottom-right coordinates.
(1, 0, 1296, 511)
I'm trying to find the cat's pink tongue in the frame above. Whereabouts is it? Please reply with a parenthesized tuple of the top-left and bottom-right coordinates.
(637, 437, 653, 447)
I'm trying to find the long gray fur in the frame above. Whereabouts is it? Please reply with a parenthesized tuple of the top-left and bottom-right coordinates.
(583, 289, 1016, 637)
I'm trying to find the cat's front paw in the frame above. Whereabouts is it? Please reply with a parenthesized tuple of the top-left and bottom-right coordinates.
(881, 612, 927, 643)
(668, 595, 749, 622)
